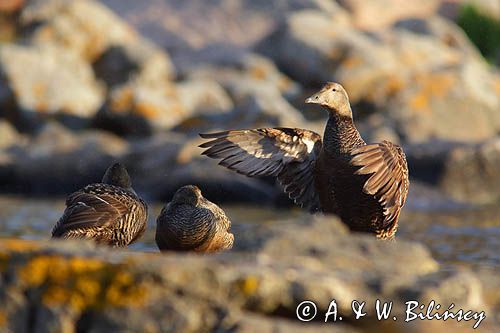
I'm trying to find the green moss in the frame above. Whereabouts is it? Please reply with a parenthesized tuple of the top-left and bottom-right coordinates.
(457, 4, 500, 65)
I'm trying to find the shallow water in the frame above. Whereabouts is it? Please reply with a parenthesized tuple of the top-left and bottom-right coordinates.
(0, 195, 498, 269)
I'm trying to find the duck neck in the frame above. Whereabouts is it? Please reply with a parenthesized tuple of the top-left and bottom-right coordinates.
(323, 112, 365, 155)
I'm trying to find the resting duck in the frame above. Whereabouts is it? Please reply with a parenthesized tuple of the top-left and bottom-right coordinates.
(52, 163, 148, 247)
(199, 82, 409, 239)
(155, 185, 234, 252)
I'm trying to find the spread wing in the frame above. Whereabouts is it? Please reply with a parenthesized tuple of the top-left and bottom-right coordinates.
(350, 140, 409, 230)
(52, 190, 130, 237)
(199, 128, 322, 212)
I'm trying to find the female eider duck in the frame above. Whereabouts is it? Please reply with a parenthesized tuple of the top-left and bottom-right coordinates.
(52, 163, 148, 247)
(155, 185, 234, 252)
(199, 82, 409, 239)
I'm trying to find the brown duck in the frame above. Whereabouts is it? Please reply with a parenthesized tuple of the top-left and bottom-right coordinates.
(52, 163, 148, 247)
(199, 82, 409, 239)
(155, 185, 234, 252)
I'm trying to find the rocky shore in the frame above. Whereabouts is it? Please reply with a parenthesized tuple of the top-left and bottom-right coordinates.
(0, 215, 498, 333)
(0, 1, 499, 332)
(0, 0, 498, 206)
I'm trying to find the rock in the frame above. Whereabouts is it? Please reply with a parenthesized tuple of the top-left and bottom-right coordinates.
(337, 0, 439, 30)
(0, 123, 128, 195)
(20, 0, 139, 62)
(0, 120, 25, 149)
(96, 77, 232, 135)
(439, 138, 500, 204)
(257, 10, 500, 144)
(0, 219, 497, 332)
(121, 134, 280, 203)
(0, 43, 104, 130)
(405, 138, 500, 205)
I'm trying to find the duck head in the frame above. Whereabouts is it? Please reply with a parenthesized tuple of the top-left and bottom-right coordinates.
(172, 185, 203, 206)
(305, 82, 353, 118)
(102, 163, 132, 189)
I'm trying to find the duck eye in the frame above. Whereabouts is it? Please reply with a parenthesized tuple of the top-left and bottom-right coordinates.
(332, 88, 337, 92)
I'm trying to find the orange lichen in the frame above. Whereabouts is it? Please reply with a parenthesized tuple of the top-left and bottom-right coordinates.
(110, 88, 134, 112)
(0, 310, 6, 327)
(0, 239, 41, 252)
(16, 254, 148, 311)
(341, 56, 364, 69)
(237, 276, 259, 296)
(250, 66, 267, 80)
(409, 93, 430, 111)
(408, 71, 456, 112)
(134, 102, 161, 119)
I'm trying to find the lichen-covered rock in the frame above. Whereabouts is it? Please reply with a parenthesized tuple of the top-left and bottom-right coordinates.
(0, 218, 497, 333)
(21, 0, 139, 62)
(257, 10, 500, 144)
(0, 44, 104, 124)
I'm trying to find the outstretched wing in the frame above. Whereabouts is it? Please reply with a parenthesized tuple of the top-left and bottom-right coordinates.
(199, 128, 322, 211)
(52, 189, 130, 237)
(350, 140, 409, 231)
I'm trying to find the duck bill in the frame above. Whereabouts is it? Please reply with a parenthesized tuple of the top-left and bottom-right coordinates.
(305, 93, 321, 104)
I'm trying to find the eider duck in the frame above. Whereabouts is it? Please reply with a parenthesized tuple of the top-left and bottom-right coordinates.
(52, 163, 148, 247)
(155, 185, 234, 252)
(199, 82, 409, 239)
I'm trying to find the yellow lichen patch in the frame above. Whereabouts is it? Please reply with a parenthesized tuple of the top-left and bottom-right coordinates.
(408, 71, 456, 112)
(494, 78, 500, 95)
(17, 254, 148, 311)
(0, 239, 41, 253)
(341, 56, 364, 69)
(409, 92, 430, 111)
(110, 87, 134, 112)
(250, 66, 267, 80)
(134, 102, 162, 119)
(104, 271, 148, 307)
(237, 276, 259, 296)
(0, 310, 6, 327)
(383, 75, 405, 96)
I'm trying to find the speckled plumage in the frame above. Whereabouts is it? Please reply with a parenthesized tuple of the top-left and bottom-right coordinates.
(52, 163, 148, 247)
(200, 82, 409, 239)
(155, 185, 233, 252)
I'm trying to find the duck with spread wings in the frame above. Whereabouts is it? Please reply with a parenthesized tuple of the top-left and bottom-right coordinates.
(199, 82, 409, 239)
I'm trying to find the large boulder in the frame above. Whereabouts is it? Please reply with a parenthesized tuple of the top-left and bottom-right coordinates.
(0, 44, 104, 130)
(257, 10, 500, 144)
(0, 215, 497, 332)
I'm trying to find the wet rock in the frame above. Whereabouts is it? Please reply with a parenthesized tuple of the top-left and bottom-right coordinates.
(0, 44, 104, 130)
(257, 10, 500, 144)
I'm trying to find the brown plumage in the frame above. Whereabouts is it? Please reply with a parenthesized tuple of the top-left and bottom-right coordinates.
(199, 82, 409, 239)
(155, 185, 234, 252)
(52, 163, 148, 247)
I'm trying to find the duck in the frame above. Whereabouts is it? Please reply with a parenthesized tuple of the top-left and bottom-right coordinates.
(155, 185, 234, 252)
(199, 82, 409, 239)
(51, 163, 148, 247)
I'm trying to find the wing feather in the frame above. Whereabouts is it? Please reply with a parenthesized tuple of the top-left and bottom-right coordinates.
(351, 140, 409, 231)
(200, 128, 322, 211)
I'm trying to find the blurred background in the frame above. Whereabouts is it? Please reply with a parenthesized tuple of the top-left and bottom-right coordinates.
(0, 0, 498, 267)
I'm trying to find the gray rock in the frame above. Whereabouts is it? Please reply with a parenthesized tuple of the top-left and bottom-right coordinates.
(439, 138, 500, 204)
(0, 218, 496, 332)
(0, 44, 104, 127)
(257, 10, 500, 144)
